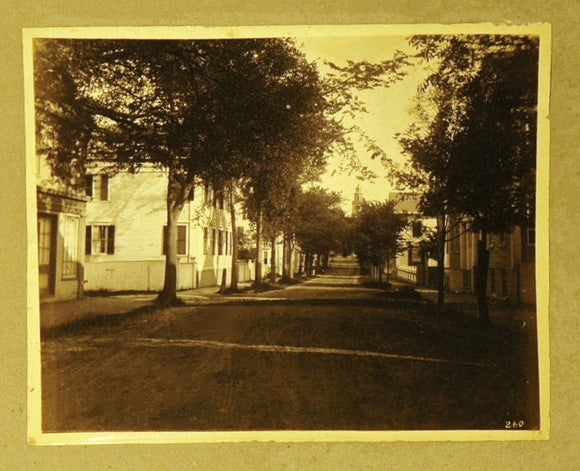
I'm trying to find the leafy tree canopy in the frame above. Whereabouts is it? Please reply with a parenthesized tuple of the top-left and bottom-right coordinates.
(352, 200, 406, 268)
(395, 35, 539, 232)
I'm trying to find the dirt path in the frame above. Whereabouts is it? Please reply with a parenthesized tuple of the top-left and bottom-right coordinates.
(40, 256, 539, 432)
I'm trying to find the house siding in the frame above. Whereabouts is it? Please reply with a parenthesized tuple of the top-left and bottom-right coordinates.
(445, 221, 536, 304)
(84, 169, 235, 292)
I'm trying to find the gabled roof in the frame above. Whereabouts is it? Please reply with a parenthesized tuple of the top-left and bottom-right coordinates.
(388, 191, 420, 215)
(37, 185, 89, 202)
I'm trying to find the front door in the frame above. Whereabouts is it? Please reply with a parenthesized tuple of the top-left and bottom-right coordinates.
(38, 214, 56, 296)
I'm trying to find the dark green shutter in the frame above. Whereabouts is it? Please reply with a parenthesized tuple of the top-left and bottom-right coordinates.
(106, 225, 115, 254)
(101, 175, 109, 201)
(177, 226, 187, 255)
(85, 225, 92, 254)
(85, 176, 93, 197)
(162, 226, 167, 255)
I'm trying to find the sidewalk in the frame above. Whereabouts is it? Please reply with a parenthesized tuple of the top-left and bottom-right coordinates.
(39, 281, 262, 329)
(416, 287, 537, 332)
(40, 296, 153, 329)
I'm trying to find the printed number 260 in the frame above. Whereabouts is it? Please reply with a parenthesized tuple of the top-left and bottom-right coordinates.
(505, 420, 525, 429)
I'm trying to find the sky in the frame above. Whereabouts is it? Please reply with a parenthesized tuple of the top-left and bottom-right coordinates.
(295, 35, 430, 214)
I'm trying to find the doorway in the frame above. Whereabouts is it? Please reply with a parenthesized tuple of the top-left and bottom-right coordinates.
(38, 214, 57, 296)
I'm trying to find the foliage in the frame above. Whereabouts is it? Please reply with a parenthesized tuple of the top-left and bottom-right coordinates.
(352, 201, 406, 269)
(292, 186, 348, 257)
(35, 37, 345, 299)
(394, 35, 539, 318)
(396, 34, 538, 229)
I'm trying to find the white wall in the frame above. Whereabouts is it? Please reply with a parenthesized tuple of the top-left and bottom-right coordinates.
(85, 169, 234, 291)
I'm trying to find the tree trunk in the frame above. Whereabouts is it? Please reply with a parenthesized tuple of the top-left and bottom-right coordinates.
(254, 206, 263, 287)
(219, 268, 227, 294)
(378, 263, 383, 283)
(158, 170, 188, 305)
(436, 214, 446, 307)
(476, 230, 491, 324)
(282, 233, 290, 281)
(228, 181, 239, 291)
(288, 239, 296, 279)
(304, 251, 311, 276)
(270, 234, 277, 284)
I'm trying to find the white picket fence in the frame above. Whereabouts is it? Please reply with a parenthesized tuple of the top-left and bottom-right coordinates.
(84, 259, 256, 292)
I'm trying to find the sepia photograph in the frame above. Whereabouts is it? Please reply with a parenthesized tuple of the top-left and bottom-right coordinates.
(25, 24, 550, 443)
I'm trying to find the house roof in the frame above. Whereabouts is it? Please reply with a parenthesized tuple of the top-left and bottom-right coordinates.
(37, 185, 89, 203)
(388, 191, 420, 215)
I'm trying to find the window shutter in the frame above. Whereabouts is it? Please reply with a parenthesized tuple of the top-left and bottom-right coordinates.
(85, 175, 93, 197)
(162, 226, 167, 255)
(177, 226, 187, 255)
(101, 175, 109, 201)
(85, 225, 92, 255)
(106, 225, 115, 254)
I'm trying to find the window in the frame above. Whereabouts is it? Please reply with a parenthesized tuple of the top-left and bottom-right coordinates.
(62, 215, 79, 278)
(449, 235, 460, 254)
(498, 232, 507, 247)
(86, 174, 109, 201)
(162, 225, 187, 256)
(203, 227, 209, 255)
(411, 220, 423, 238)
(187, 185, 195, 201)
(527, 228, 536, 245)
(204, 183, 211, 205)
(462, 270, 471, 292)
(212, 228, 217, 255)
(263, 251, 269, 265)
(85, 225, 115, 255)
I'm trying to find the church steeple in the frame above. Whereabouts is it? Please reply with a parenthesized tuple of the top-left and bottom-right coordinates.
(352, 184, 363, 216)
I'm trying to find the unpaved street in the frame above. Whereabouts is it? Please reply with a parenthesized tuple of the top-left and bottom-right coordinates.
(41, 258, 539, 431)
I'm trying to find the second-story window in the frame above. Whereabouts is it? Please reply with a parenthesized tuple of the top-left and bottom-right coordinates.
(204, 183, 212, 205)
(411, 220, 423, 238)
(498, 232, 507, 247)
(86, 174, 109, 201)
(162, 225, 187, 256)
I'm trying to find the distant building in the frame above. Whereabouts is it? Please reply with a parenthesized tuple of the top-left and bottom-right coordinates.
(388, 191, 437, 287)
(351, 184, 364, 216)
